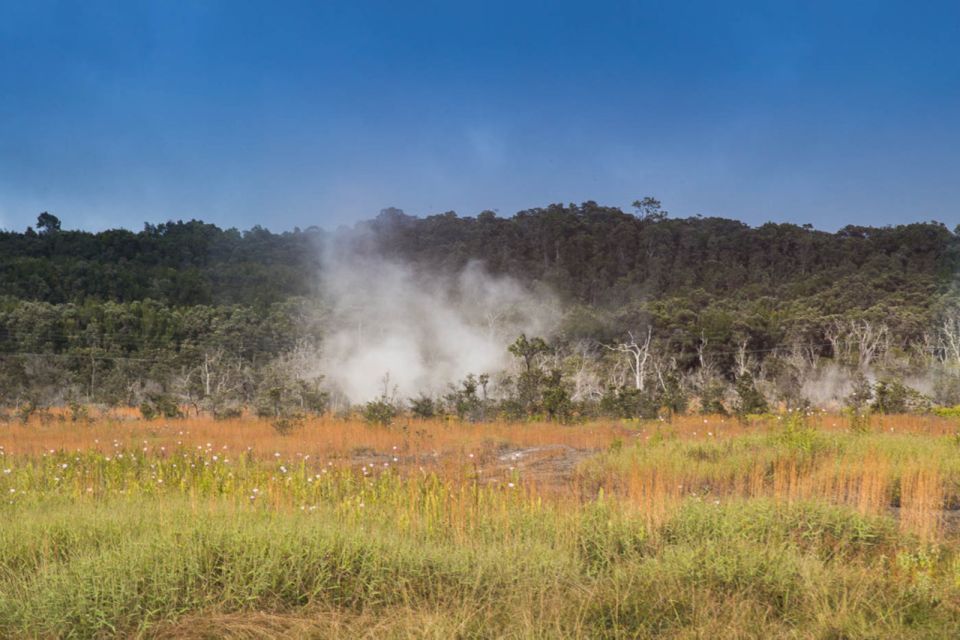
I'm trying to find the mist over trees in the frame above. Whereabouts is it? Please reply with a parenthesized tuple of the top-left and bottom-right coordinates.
(1, 202, 959, 419)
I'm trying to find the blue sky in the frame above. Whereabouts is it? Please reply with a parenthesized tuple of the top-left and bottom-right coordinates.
(1, 1, 958, 232)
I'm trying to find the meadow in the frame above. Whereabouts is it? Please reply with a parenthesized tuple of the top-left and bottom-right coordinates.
(1, 411, 959, 638)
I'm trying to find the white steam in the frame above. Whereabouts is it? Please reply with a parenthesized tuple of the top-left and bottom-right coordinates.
(319, 241, 559, 402)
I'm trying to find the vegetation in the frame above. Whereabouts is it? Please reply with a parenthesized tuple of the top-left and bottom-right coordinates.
(2, 204, 960, 634)
(0, 412, 958, 637)
(1, 205, 960, 420)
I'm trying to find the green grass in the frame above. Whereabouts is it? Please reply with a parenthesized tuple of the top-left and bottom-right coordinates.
(0, 438, 959, 638)
(0, 497, 958, 637)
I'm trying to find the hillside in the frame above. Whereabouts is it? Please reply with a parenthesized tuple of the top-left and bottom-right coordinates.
(1, 204, 958, 413)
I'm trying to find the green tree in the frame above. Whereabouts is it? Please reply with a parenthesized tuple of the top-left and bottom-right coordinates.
(36, 212, 61, 234)
(734, 372, 768, 416)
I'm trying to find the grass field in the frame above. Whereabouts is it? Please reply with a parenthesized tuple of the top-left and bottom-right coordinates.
(1, 412, 959, 638)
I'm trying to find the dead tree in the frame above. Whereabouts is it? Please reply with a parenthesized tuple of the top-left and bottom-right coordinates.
(603, 327, 653, 391)
(827, 319, 890, 371)
(939, 312, 960, 365)
(561, 340, 601, 402)
(734, 339, 756, 378)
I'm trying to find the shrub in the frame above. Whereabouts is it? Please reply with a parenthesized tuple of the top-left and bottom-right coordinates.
(272, 414, 304, 436)
(409, 394, 437, 419)
(363, 396, 398, 426)
(871, 380, 931, 414)
(735, 372, 768, 417)
(139, 394, 181, 420)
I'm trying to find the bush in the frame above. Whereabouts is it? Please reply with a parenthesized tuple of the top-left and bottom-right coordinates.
(272, 414, 304, 436)
(363, 396, 399, 426)
(734, 372, 767, 417)
(871, 380, 931, 414)
(140, 394, 181, 420)
(699, 381, 729, 415)
(409, 394, 437, 419)
(600, 386, 660, 419)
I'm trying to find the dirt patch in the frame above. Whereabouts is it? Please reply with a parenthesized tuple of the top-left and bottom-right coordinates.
(490, 444, 598, 487)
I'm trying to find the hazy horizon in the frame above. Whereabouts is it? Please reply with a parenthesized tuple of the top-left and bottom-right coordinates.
(2, 202, 957, 237)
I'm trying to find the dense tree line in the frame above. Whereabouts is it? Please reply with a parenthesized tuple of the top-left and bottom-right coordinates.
(4, 207, 956, 313)
(0, 215, 321, 305)
(1, 205, 958, 418)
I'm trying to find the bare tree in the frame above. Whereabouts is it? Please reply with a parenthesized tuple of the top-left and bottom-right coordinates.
(828, 319, 890, 371)
(652, 353, 680, 393)
(566, 340, 603, 402)
(916, 330, 940, 367)
(603, 327, 653, 391)
(939, 311, 960, 365)
(734, 339, 755, 378)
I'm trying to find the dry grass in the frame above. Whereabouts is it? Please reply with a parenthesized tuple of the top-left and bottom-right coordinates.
(0, 413, 627, 459)
(2, 412, 960, 638)
(2, 411, 958, 541)
(3, 410, 956, 457)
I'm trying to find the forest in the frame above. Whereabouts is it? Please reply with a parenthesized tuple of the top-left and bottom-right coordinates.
(1, 202, 959, 421)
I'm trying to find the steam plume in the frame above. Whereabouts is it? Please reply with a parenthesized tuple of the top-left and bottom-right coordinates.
(318, 233, 559, 402)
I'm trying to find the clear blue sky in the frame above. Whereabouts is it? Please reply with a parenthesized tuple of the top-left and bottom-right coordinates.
(1, 1, 958, 232)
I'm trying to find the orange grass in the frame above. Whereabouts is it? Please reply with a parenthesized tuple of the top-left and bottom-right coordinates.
(0, 414, 628, 458)
(4, 411, 956, 457)
(3, 411, 957, 540)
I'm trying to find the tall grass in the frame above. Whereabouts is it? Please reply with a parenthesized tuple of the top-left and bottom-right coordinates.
(1, 495, 958, 638)
(582, 418, 960, 540)
(0, 413, 959, 637)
